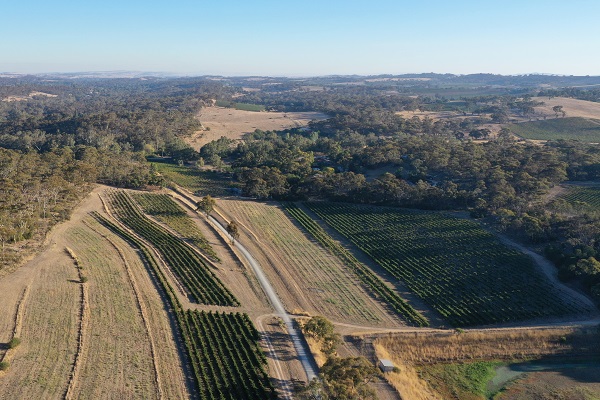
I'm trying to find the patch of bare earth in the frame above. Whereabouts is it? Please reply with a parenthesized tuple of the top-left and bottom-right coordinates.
(0, 187, 189, 399)
(1, 92, 57, 102)
(186, 106, 328, 149)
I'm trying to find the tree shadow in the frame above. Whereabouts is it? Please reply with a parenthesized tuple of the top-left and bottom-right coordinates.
(264, 330, 296, 362)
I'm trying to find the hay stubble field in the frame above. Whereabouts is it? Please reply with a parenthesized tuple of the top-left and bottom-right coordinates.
(186, 106, 328, 149)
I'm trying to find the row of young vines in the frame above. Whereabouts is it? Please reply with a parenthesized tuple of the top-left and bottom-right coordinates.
(132, 193, 220, 262)
(304, 202, 588, 327)
(93, 200, 276, 399)
(283, 203, 428, 327)
(108, 191, 238, 306)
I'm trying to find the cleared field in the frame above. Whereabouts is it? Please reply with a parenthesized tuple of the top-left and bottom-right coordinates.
(532, 96, 600, 120)
(305, 202, 589, 327)
(0, 248, 80, 398)
(187, 106, 328, 149)
(152, 161, 235, 197)
(0, 187, 189, 399)
(67, 226, 159, 399)
(133, 192, 220, 262)
(509, 117, 600, 142)
(217, 199, 401, 326)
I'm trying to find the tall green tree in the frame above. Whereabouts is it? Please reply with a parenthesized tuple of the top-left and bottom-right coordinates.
(226, 220, 240, 244)
(196, 195, 216, 217)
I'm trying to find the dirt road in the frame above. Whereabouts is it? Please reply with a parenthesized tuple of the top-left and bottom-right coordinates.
(209, 214, 318, 382)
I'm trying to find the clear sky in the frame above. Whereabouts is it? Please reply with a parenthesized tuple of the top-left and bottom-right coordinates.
(2, 0, 599, 76)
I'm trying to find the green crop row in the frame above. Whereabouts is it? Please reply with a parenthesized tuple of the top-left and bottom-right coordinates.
(562, 186, 600, 211)
(132, 193, 220, 262)
(305, 202, 588, 327)
(93, 210, 275, 399)
(108, 191, 238, 306)
(283, 203, 428, 327)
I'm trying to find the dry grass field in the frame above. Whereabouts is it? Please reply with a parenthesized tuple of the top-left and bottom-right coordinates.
(1, 91, 58, 102)
(532, 96, 600, 120)
(216, 199, 402, 327)
(0, 187, 189, 399)
(186, 106, 328, 149)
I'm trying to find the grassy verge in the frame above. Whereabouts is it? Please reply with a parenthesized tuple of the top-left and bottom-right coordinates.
(420, 361, 500, 400)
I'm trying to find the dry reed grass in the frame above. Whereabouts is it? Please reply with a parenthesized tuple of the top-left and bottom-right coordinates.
(372, 328, 599, 365)
(374, 343, 441, 400)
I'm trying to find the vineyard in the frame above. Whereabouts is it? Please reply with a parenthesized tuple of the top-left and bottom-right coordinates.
(283, 203, 428, 326)
(562, 185, 600, 211)
(508, 117, 600, 142)
(305, 202, 587, 327)
(218, 199, 397, 324)
(132, 193, 220, 262)
(181, 311, 275, 399)
(95, 197, 276, 399)
(107, 191, 238, 306)
(151, 162, 235, 196)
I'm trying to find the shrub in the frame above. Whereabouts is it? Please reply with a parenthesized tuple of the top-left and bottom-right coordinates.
(8, 337, 20, 349)
(0, 361, 9, 371)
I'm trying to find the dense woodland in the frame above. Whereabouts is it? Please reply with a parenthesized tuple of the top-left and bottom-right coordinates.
(1, 74, 600, 303)
(0, 77, 212, 269)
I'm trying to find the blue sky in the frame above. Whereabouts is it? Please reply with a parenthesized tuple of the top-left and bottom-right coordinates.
(2, 0, 599, 76)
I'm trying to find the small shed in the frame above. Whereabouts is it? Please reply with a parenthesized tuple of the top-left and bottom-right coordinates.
(378, 359, 395, 372)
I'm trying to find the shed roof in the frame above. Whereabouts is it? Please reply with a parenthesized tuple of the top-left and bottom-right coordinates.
(379, 359, 394, 367)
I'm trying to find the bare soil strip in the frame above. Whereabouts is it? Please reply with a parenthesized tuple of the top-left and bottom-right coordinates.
(256, 314, 294, 400)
